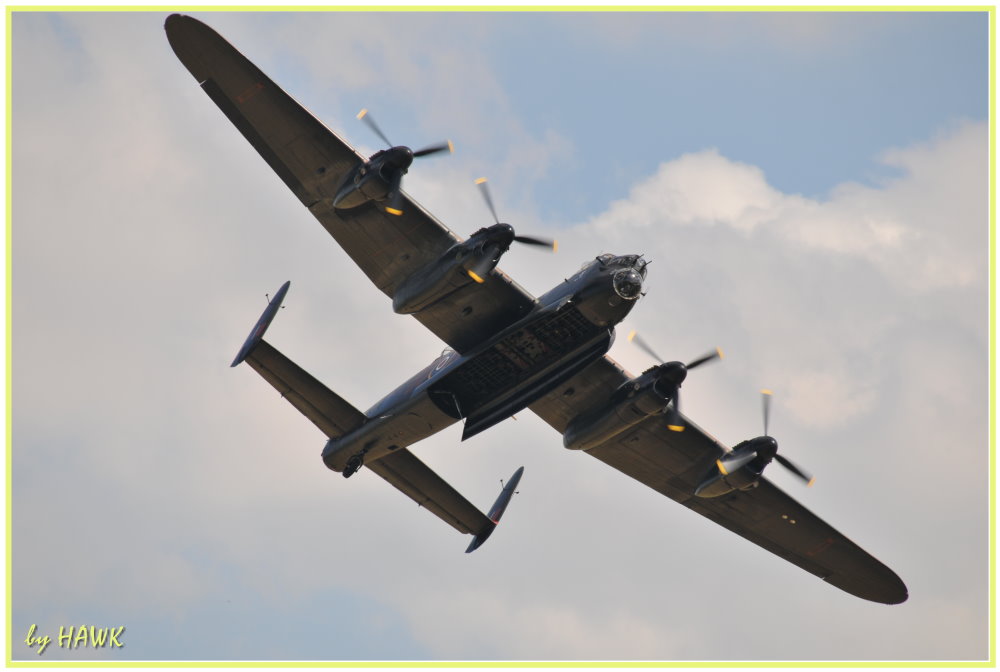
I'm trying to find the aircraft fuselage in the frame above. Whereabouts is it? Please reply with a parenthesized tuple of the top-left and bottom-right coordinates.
(322, 253, 648, 474)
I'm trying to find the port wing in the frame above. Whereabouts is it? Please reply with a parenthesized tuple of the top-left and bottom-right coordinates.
(529, 356, 908, 604)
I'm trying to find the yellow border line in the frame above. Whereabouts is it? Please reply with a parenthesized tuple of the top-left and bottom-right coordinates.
(3, 661, 999, 669)
(2, 4, 998, 10)
(5, 4, 11, 670)
(989, 5, 997, 669)
(4, 4, 996, 669)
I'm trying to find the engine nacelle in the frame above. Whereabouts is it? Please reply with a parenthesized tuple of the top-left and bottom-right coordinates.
(694, 437, 773, 498)
(563, 369, 672, 450)
(333, 146, 416, 211)
(332, 165, 389, 209)
(392, 224, 514, 314)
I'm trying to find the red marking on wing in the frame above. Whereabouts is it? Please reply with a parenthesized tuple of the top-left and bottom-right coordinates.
(806, 537, 835, 557)
(237, 82, 264, 103)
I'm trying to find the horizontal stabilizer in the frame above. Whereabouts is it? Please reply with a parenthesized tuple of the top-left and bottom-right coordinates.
(231, 281, 290, 367)
(365, 449, 494, 535)
(231, 282, 366, 439)
(245, 341, 366, 439)
(466, 466, 524, 553)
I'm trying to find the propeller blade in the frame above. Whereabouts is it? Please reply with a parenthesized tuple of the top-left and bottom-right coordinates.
(475, 177, 500, 224)
(384, 171, 404, 216)
(513, 234, 557, 251)
(667, 388, 684, 432)
(413, 140, 454, 157)
(467, 243, 499, 283)
(357, 108, 392, 147)
(686, 347, 724, 370)
(775, 454, 815, 486)
(757, 389, 814, 486)
(627, 330, 664, 364)
(717, 448, 759, 476)
(761, 388, 772, 437)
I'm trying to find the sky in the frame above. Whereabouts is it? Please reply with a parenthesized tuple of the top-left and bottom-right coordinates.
(9, 8, 991, 663)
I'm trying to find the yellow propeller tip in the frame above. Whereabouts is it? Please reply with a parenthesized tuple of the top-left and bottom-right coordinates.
(761, 388, 773, 396)
(807, 477, 816, 487)
(385, 207, 403, 216)
(627, 330, 637, 342)
(475, 177, 488, 185)
(717, 347, 725, 360)
(356, 108, 368, 119)
(468, 269, 485, 284)
(553, 240, 558, 253)
(668, 425, 685, 433)
(448, 140, 455, 154)
(716, 459, 729, 476)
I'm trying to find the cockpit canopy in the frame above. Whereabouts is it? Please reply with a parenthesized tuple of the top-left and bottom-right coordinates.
(597, 253, 648, 273)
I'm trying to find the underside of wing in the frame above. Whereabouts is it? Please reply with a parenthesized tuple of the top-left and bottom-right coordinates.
(308, 200, 537, 353)
(683, 479, 908, 604)
(530, 355, 908, 604)
(167, 14, 537, 353)
(586, 431, 908, 604)
(166, 14, 359, 208)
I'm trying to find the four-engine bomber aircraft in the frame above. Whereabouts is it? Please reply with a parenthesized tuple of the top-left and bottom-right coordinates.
(166, 14, 908, 604)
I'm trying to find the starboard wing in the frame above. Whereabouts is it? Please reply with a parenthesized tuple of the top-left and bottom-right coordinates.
(166, 14, 535, 353)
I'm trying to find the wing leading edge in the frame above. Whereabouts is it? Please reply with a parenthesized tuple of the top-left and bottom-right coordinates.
(531, 356, 908, 604)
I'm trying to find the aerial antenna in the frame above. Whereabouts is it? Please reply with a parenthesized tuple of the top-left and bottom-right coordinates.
(500, 477, 520, 495)
(265, 292, 286, 309)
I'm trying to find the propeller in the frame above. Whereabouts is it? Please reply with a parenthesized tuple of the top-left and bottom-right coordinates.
(357, 108, 393, 147)
(464, 178, 556, 284)
(357, 108, 454, 158)
(627, 330, 723, 432)
(475, 178, 557, 251)
(413, 141, 454, 158)
(758, 389, 815, 486)
(385, 170, 404, 216)
(356, 109, 454, 216)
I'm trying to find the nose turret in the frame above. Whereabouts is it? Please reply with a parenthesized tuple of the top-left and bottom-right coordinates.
(613, 267, 643, 300)
(571, 253, 649, 328)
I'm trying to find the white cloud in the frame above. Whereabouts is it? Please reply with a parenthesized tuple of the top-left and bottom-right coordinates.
(578, 119, 986, 432)
(405, 589, 681, 660)
(593, 149, 786, 233)
(589, 120, 987, 292)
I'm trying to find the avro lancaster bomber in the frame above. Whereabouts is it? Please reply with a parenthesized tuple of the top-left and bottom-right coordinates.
(166, 14, 907, 604)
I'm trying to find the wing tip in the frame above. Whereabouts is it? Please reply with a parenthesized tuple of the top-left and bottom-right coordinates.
(824, 566, 909, 605)
(465, 466, 524, 553)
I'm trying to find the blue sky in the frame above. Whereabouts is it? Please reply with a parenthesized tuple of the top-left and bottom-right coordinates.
(244, 11, 989, 220)
(10, 9, 991, 662)
(479, 12, 988, 206)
